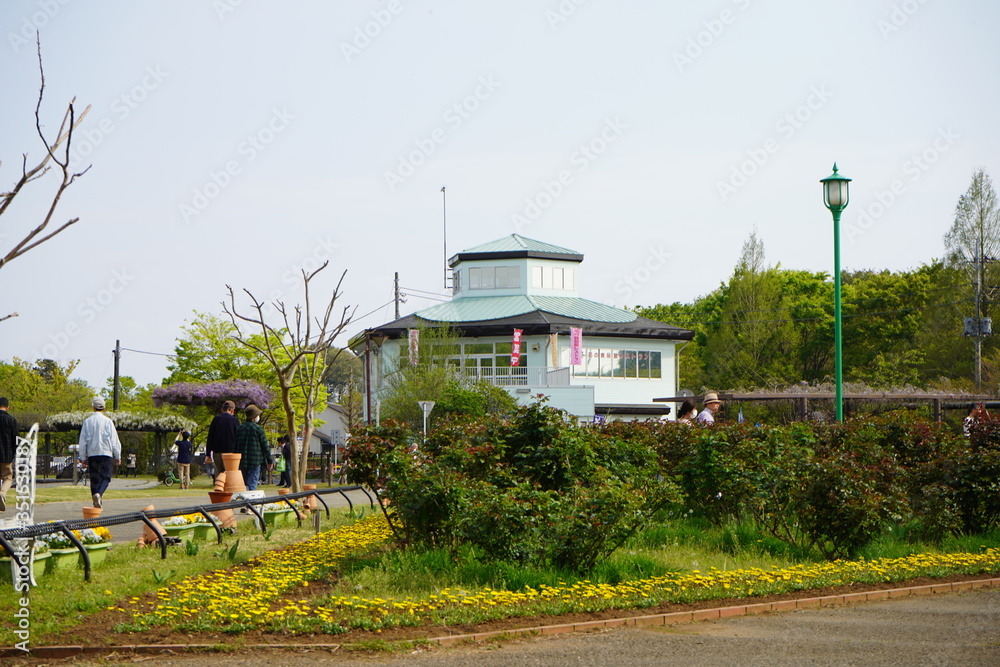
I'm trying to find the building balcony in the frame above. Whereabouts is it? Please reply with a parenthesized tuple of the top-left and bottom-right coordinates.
(459, 366, 571, 387)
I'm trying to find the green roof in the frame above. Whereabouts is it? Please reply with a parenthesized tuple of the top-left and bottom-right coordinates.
(415, 295, 637, 324)
(460, 235, 581, 256)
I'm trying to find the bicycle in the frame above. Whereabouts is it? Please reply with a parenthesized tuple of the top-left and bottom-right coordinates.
(161, 468, 181, 487)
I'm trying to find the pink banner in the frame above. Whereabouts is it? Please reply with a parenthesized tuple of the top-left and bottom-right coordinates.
(511, 329, 523, 367)
(570, 327, 583, 366)
(408, 329, 419, 365)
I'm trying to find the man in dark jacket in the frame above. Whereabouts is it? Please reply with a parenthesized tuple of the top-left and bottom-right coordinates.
(0, 397, 17, 512)
(206, 400, 239, 479)
(234, 404, 271, 490)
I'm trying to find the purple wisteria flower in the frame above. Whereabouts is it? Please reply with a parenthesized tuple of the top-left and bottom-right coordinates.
(152, 380, 274, 410)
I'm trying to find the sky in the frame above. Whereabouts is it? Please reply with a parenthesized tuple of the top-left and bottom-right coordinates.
(1, 0, 998, 390)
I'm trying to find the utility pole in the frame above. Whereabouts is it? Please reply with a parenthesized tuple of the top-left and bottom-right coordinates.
(394, 272, 401, 320)
(441, 185, 448, 289)
(112, 339, 121, 410)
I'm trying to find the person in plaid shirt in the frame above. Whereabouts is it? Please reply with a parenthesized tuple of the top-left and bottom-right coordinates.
(234, 404, 272, 490)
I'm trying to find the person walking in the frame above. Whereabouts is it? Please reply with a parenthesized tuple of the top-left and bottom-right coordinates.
(697, 392, 723, 425)
(78, 397, 122, 508)
(124, 451, 137, 477)
(205, 400, 239, 480)
(175, 430, 193, 489)
(277, 435, 292, 488)
(234, 405, 272, 491)
(676, 399, 698, 425)
(0, 397, 18, 512)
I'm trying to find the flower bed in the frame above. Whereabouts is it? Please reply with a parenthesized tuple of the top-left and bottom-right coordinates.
(124, 515, 391, 630)
(120, 522, 1000, 635)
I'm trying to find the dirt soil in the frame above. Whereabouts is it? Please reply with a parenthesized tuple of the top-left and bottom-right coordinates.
(47, 572, 993, 650)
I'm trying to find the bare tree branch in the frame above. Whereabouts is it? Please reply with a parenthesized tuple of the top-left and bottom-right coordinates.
(0, 33, 91, 275)
(222, 265, 356, 491)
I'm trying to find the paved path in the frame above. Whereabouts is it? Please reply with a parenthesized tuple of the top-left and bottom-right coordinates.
(61, 588, 1000, 666)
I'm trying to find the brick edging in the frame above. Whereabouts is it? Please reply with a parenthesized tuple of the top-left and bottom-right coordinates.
(7, 577, 1000, 658)
(424, 576, 1000, 647)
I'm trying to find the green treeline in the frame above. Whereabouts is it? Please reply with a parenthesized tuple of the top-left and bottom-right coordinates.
(641, 170, 1000, 393)
(638, 249, 986, 393)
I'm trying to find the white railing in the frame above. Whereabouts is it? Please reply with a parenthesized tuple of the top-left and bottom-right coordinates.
(459, 366, 571, 387)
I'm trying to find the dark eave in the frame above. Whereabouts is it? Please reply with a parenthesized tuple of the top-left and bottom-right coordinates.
(355, 310, 694, 346)
(448, 250, 584, 267)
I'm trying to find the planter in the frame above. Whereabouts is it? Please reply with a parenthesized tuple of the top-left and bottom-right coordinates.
(302, 484, 318, 510)
(45, 548, 80, 574)
(82, 506, 102, 520)
(208, 491, 235, 528)
(0, 552, 51, 581)
(191, 522, 213, 541)
(262, 509, 296, 528)
(221, 453, 246, 493)
(163, 525, 196, 540)
(82, 542, 111, 567)
(140, 505, 166, 545)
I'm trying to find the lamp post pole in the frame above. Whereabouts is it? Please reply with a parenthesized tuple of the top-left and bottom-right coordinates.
(832, 206, 844, 423)
(821, 164, 852, 422)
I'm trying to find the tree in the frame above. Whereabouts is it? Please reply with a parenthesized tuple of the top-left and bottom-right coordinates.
(944, 169, 1000, 389)
(324, 349, 363, 429)
(1, 38, 90, 322)
(224, 263, 354, 491)
(165, 312, 276, 385)
(703, 230, 797, 389)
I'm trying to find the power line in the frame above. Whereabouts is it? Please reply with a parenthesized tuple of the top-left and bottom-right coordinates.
(120, 346, 174, 357)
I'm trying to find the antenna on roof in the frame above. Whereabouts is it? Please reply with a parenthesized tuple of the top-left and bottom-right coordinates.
(441, 186, 448, 290)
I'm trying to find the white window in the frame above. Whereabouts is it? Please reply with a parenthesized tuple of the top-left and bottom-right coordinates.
(552, 268, 565, 289)
(469, 266, 518, 290)
(532, 266, 543, 288)
(496, 266, 520, 288)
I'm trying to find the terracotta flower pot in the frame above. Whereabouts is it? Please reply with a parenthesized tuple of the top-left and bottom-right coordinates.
(277, 488, 289, 496)
(82, 506, 102, 520)
(208, 491, 235, 528)
(140, 504, 165, 543)
(213, 471, 227, 492)
(208, 491, 233, 504)
(221, 453, 246, 493)
(303, 484, 318, 510)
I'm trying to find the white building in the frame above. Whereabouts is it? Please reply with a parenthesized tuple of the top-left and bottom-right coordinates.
(354, 235, 694, 422)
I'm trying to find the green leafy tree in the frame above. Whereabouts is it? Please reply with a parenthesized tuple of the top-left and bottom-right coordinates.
(703, 231, 798, 389)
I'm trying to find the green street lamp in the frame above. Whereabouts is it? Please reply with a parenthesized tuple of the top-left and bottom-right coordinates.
(820, 163, 851, 422)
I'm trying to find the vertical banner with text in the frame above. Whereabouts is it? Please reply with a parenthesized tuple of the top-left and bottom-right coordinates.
(408, 329, 419, 365)
(511, 329, 523, 367)
(550, 333, 559, 367)
(570, 327, 583, 366)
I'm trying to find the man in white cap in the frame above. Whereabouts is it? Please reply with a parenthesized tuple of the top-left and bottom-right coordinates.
(78, 397, 122, 508)
(697, 392, 722, 425)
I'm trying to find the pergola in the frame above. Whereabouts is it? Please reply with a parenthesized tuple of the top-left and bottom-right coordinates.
(653, 392, 1000, 422)
(37, 411, 198, 478)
